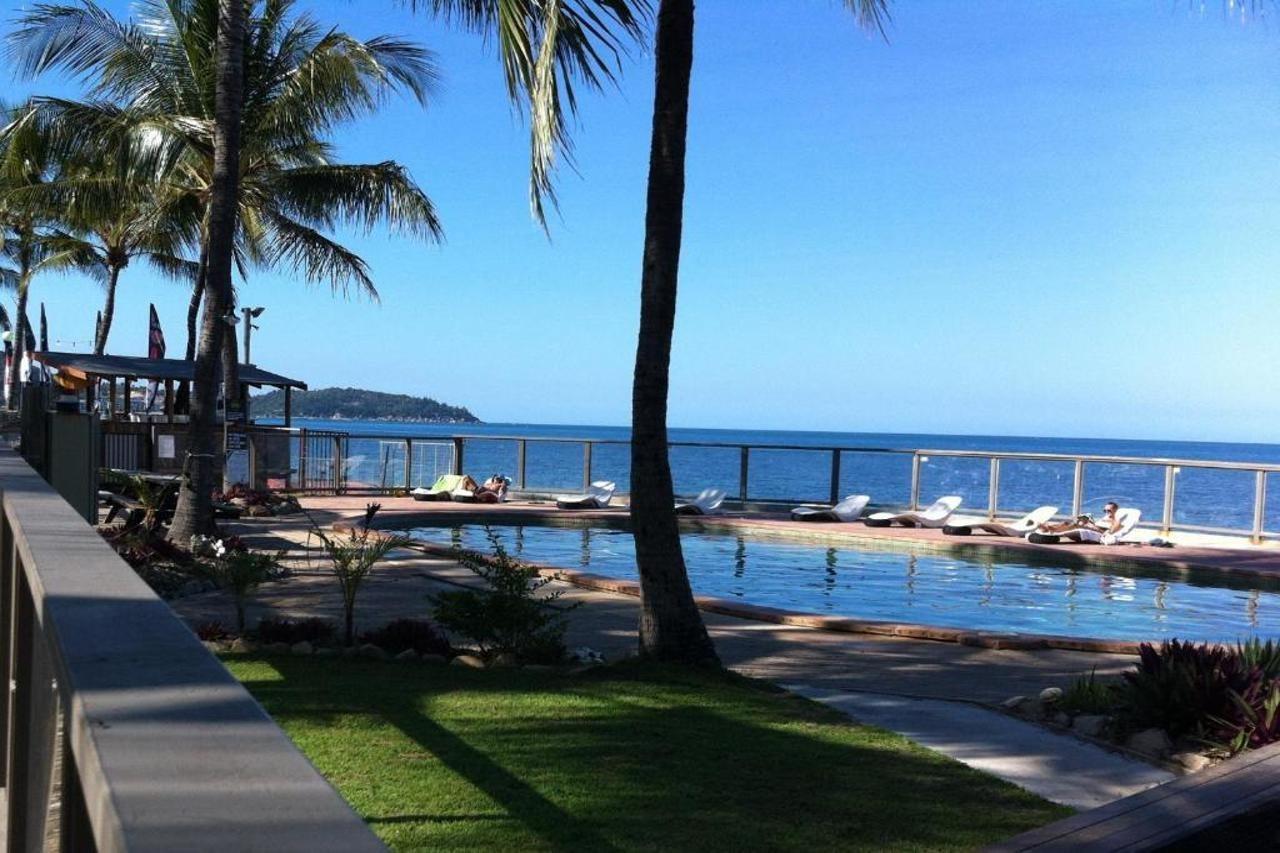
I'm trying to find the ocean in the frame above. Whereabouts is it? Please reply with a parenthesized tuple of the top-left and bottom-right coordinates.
(256, 419, 1280, 534)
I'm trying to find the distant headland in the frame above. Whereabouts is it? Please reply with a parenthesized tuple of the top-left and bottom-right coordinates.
(252, 387, 480, 424)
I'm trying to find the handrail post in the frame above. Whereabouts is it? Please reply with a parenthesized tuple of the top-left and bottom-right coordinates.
(516, 439, 527, 490)
(829, 449, 841, 505)
(297, 427, 308, 491)
(739, 447, 750, 504)
(909, 454, 921, 511)
(1161, 465, 1177, 536)
(1253, 470, 1267, 544)
(1072, 460, 1085, 517)
(582, 442, 593, 491)
(333, 435, 344, 494)
(988, 457, 1000, 520)
(403, 438, 413, 491)
(452, 437, 464, 476)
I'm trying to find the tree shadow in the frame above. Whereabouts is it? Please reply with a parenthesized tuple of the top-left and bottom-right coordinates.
(237, 657, 1064, 851)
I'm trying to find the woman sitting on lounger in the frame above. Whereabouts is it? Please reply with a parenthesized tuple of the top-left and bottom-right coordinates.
(1035, 502, 1122, 537)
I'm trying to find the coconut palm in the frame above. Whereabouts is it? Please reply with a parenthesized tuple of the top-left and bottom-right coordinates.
(10, 0, 443, 539)
(622, 0, 890, 663)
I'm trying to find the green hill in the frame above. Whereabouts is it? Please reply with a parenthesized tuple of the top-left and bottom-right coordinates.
(252, 387, 480, 423)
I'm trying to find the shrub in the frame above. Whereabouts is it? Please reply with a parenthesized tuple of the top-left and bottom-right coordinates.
(1118, 640, 1255, 738)
(307, 503, 410, 646)
(359, 619, 452, 657)
(193, 544, 285, 633)
(431, 528, 576, 663)
(195, 621, 229, 641)
(1236, 638, 1280, 680)
(256, 616, 337, 646)
(1209, 678, 1280, 754)
(1059, 668, 1117, 715)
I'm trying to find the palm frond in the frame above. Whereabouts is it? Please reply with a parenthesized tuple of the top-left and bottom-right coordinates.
(262, 212, 378, 300)
(271, 162, 443, 239)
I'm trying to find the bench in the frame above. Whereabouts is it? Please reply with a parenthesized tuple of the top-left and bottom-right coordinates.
(988, 741, 1280, 851)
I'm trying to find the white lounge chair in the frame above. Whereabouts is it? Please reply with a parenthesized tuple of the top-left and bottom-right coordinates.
(556, 480, 617, 510)
(943, 505, 1058, 537)
(1036, 507, 1143, 545)
(790, 494, 870, 523)
(675, 488, 727, 515)
(864, 496, 962, 528)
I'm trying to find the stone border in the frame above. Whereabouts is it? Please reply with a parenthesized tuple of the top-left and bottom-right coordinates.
(336, 518, 1143, 655)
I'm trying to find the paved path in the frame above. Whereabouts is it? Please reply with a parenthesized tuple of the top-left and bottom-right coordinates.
(172, 512, 1177, 808)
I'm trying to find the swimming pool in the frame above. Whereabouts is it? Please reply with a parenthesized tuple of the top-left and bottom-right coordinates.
(405, 522, 1280, 645)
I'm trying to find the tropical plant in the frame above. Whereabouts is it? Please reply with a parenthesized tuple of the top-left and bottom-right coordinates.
(431, 528, 575, 662)
(1236, 637, 1280, 679)
(1058, 668, 1118, 716)
(307, 503, 410, 646)
(359, 618, 453, 658)
(1117, 640, 1254, 738)
(1209, 678, 1280, 755)
(9, 0, 442, 538)
(191, 534, 284, 632)
(256, 616, 336, 646)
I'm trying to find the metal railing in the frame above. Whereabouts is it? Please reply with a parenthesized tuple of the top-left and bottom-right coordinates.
(0, 448, 381, 850)
(163, 426, 1280, 543)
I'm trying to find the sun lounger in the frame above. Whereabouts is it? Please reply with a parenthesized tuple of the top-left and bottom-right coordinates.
(556, 480, 617, 509)
(790, 494, 870, 522)
(864, 496, 962, 528)
(943, 505, 1058, 537)
(1029, 507, 1142, 545)
(676, 488, 727, 515)
(412, 474, 474, 502)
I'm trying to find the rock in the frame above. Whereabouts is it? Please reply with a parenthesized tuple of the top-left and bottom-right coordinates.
(1126, 728, 1173, 758)
(290, 641, 314, 656)
(314, 647, 338, 658)
(357, 644, 387, 661)
(451, 654, 485, 669)
(246, 504, 273, 518)
(490, 652, 519, 668)
(1073, 714, 1110, 738)
(1171, 751, 1211, 773)
(1038, 687, 1063, 704)
(394, 649, 419, 662)
(264, 642, 291, 655)
(229, 638, 256, 654)
(1052, 712, 1071, 728)
(201, 640, 222, 653)
(1001, 695, 1029, 711)
(419, 654, 448, 665)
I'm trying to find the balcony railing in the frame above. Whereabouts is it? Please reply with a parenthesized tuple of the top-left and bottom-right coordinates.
(0, 449, 381, 851)
(200, 427, 1280, 544)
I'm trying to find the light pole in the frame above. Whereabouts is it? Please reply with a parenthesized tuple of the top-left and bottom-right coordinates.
(241, 306, 265, 365)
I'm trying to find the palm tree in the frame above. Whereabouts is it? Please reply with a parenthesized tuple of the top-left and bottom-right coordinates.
(625, 0, 890, 663)
(11, 0, 443, 539)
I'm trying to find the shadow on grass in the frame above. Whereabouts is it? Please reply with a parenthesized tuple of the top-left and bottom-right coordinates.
(235, 656, 1065, 851)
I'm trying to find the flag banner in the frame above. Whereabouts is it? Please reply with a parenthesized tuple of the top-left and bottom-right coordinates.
(144, 304, 166, 411)
(0, 305, 12, 359)
(38, 303, 47, 352)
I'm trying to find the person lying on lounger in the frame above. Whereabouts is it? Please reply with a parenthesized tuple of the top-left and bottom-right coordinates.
(474, 474, 510, 504)
(1034, 502, 1123, 537)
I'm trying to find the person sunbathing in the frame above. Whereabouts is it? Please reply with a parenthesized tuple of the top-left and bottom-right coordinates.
(474, 474, 510, 504)
(1035, 502, 1122, 537)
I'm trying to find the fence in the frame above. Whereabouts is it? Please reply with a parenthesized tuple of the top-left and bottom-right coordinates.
(0, 448, 381, 850)
(106, 424, 1280, 542)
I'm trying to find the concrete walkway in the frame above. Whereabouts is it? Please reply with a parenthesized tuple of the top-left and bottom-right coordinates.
(171, 511, 1176, 809)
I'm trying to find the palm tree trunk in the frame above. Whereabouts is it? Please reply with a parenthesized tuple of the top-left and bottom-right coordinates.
(630, 0, 717, 665)
(174, 247, 207, 414)
(7, 279, 29, 412)
(169, 0, 245, 545)
(93, 264, 121, 356)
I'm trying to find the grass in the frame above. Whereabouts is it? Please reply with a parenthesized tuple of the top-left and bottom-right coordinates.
(223, 655, 1069, 851)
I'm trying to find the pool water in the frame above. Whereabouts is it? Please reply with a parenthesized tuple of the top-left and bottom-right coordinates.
(406, 523, 1280, 644)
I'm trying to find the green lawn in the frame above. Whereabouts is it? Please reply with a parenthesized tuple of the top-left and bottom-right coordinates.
(224, 655, 1068, 851)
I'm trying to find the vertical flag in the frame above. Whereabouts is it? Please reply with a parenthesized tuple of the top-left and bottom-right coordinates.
(38, 303, 47, 352)
(0, 306, 11, 408)
(144, 304, 166, 411)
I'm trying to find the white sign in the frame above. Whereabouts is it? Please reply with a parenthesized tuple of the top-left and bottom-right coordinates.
(158, 435, 176, 460)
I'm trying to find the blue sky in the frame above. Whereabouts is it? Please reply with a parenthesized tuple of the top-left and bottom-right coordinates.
(6, 0, 1280, 441)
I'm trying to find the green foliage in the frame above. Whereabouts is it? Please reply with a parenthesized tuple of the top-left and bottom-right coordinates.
(307, 503, 410, 646)
(1236, 637, 1280, 680)
(1058, 668, 1117, 716)
(224, 655, 1068, 850)
(1209, 679, 1280, 755)
(256, 617, 336, 646)
(1118, 640, 1246, 738)
(251, 386, 478, 422)
(193, 540, 285, 632)
(358, 618, 452, 658)
(431, 527, 575, 663)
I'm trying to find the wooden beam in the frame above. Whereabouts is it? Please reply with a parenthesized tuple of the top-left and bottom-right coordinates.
(164, 379, 174, 421)
(123, 378, 132, 415)
(284, 386, 292, 428)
